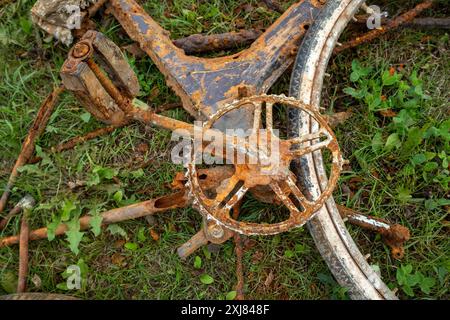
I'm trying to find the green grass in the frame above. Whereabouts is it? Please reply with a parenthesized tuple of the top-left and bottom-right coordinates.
(0, 0, 449, 300)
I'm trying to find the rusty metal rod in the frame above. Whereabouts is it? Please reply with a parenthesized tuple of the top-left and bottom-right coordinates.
(335, 0, 435, 54)
(338, 204, 392, 233)
(337, 204, 410, 259)
(0, 85, 64, 214)
(87, 59, 131, 112)
(28, 123, 128, 165)
(177, 230, 209, 260)
(124, 29, 263, 58)
(0, 191, 187, 248)
(173, 29, 263, 55)
(17, 209, 30, 293)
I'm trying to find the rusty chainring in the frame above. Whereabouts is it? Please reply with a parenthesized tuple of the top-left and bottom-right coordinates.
(186, 94, 343, 236)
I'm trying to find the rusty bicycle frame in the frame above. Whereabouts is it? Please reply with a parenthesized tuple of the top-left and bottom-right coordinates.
(2, 0, 433, 300)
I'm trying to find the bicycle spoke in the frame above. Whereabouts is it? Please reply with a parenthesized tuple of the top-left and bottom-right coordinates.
(270, 182, 301, 216)
(252, 102, 262, 133)
(215, 175, 248, 211)
(285, 173, 314, 209)
(289, 133, 332, 157)
(288, 129, 326, 145)
(266, 102, 273, 131)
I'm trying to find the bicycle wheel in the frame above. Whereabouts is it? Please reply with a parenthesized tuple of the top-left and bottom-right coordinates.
(289, 0, 398, 300)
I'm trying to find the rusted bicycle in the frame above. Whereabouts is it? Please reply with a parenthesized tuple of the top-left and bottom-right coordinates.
(2, 0, 428, 300)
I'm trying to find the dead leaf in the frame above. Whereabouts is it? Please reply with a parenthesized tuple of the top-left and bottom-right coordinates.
(341, 183, 354, 198)
(379, 109, 397, 117)
(111, 253, 126, 266)
(264, 270, 274, 287)
(136, 143, 149, 154)
(323, 111, 353, 128)
(67, 180, 86, 190)
(389, 67, 396, 76)
(371, 170, 380, 179)
(349, 176, 364, 192)
(421, 35, 432, 43)
(234, 3, 254, 14)
(31, 274, 42, 289)
(171, 171, 187, 190)
(243, 238, 257, 250)
(145, 215, 157, 226)
(234, 18, 246, 29)
(114, 239, 126, 249)
(150, 229, 160, 241)
(168, 223, 177, 233)
(148, 86, 160, 100)
(251, 250, 264, 263)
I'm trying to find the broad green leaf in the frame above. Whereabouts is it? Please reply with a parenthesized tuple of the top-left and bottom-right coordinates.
(65, 218, 85, 255)
(226, 291, 237, 300)
(131, 169, 144, 179)
(402, 284, 415, 297)
(56, 282, 69, 291)
(423, 162, 438, 172)
(396, 187, 412, 203)
(89, 214, 103, 237)
(137, 227, 147, 242)
(61, 200, 77, 222)
(80, 112, 91, 123)
(19, 17, 33, 35)
(385, 133, 401, 151)
(0, 271, 18, 294)
(411, 154, 426, 165)
(194, 256, 202, 269)
(417, 272, 435, 294)
(199, 274, 214, 285)
(124, 242, 138, 251)
(107, 224, 128, 239)
(402, 127, 423, 154)
(113, 190, 123, 205)
(47, 215, 62, 241)
(382, 70, 401, 86)
(350, 60, 372, 82)
(284, 250, 294, 258)
(202, 246, 211, 260)
(371, 132, 384, 154)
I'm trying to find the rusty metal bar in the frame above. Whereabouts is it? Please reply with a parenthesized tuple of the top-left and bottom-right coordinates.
(334, 0, 435, 54)
(177, 230, 209, 260)
(338, 205, 410, 259)
(172, 29, 264, 55)
(0, 85, 64, 214)
(0, 191, 187, 248)
(17, 210, 30, 293)
(28, 123, 128, 165)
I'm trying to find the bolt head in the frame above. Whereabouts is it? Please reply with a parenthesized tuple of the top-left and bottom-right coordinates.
(72, 43, 91, 59)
